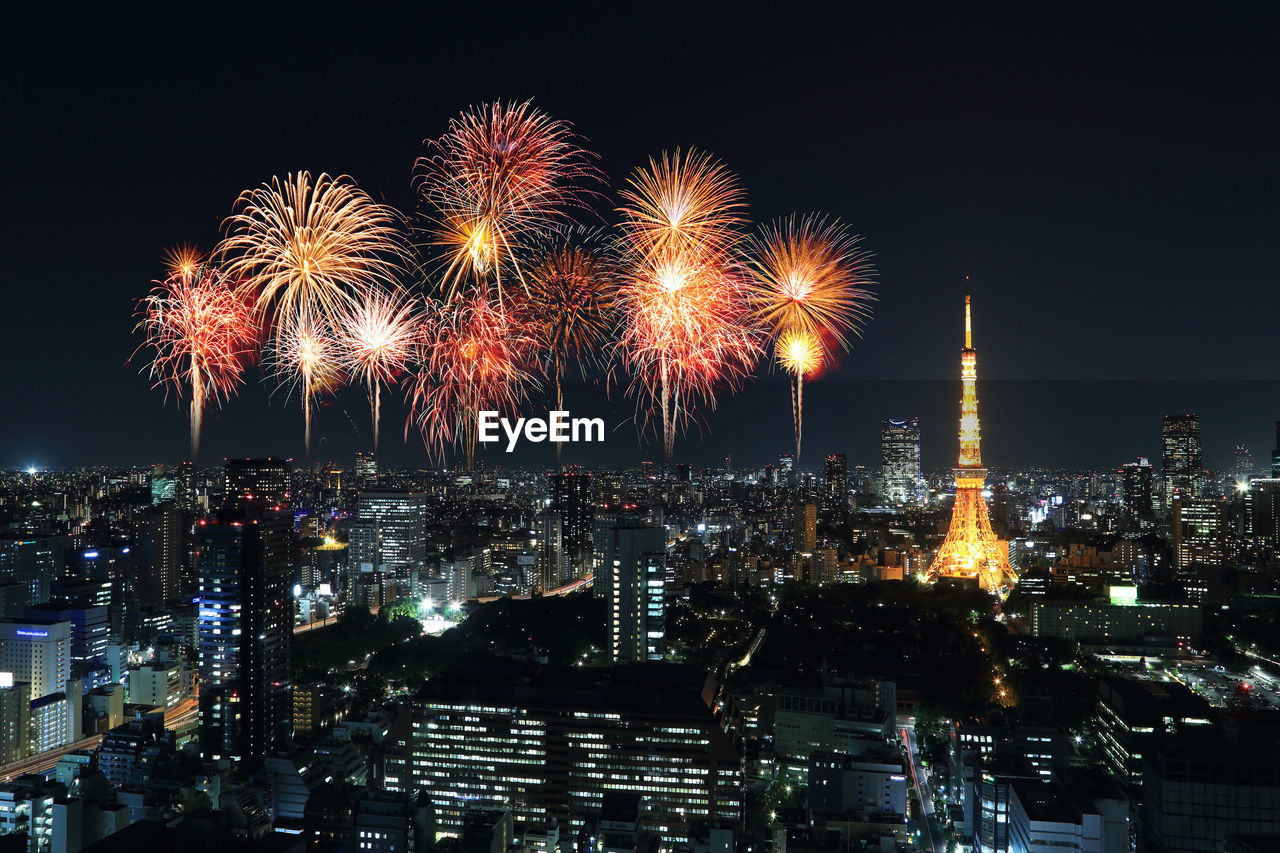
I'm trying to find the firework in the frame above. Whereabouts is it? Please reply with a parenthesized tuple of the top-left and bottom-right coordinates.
(748, 214, 876, 459)
(164, 244, 205, 282)
(408, 293, 539, 467)
(416, 100, 600, 302)
(271, 314, 345, 455)
(512, 227, 617, 414)
(616, 148, 747, 261)
(133, 265, 259, 459)
(338, 288, 418, 453)
(220, 171, 405, 336)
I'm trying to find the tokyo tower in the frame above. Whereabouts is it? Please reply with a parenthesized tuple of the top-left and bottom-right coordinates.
(928, 292, 1017, 595)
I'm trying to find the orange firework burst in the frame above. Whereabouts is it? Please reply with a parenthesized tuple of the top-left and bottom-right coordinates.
(133, 264, 260, 460)
(220, 171, 405, 337)
(749, 214, 876, 460)
(616, 148, 747, 261)
(164, 244, 205, 282)
(271, 314, 345, 456)
(408, 293, 539, 467)
(511, 227, 618, 414)
(415, 100, 600, 302)
(338, 288, 419, 454)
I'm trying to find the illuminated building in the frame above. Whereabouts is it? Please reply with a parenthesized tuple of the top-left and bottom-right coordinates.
(403, 660, 742, 846)
(928, 295, 1016, 594)
(793, 503, 817, 553)
(137, 501, 182, 606)
(1171, 494, 1226, 570)
(1120, 458, 1154, 530)
(0, 620, 71, 697)
(1093, 677, 1212, 792)
(0, 537, 55, 607)
(549, 471, 593, 578)
(356, 491, 427, 578)
(601, 523, 665, 664)
(824, 454, 848, 508)
(1246, 478, 1280, 545)
(880, 418, 921, 504)
(197, 510, 292, 766)
(536, 509, 565, 593)
(355, 450, 377, 483)
(1234, 443, 1254, 485)
(1161, 414, 1204, 508)
(1030, 598, 1202, 645)
(223, 457, 292, 509)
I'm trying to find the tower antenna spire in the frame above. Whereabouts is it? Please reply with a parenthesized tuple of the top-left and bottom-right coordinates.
(964, 276, 972, 349)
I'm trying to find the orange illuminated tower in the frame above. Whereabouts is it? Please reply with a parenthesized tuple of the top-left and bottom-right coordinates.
(929, 293, 1016, 594)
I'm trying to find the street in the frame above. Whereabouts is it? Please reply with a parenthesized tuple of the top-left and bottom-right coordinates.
(902, 726, 945, 853)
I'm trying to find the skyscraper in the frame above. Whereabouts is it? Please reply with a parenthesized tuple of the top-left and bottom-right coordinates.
(793, 503, 817, 553)
(1120, 458, 1154, 530)
(1246, 478, 1280, 546)
(1171, 494, 1226, 570)
(535, 510, 564, 594)
(881, 418, 921, 504)
(1272, 421, 1280, 478)
(197, 510, 292, 765)
(355, 491, 427, 577)
(1234, 443, 1254, 486)
(137, 502, 182, 607)
(824, 454, 848, 508)
(600, 522, 666, 664)
(224, 458, 292, 509)
(929, 295, 1015, 594)
(355, 451, 377, 484)
(1161, 415, 1203, 507)
(549, 471, 593, 578)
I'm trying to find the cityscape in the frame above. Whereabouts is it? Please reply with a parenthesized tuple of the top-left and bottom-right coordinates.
(5, 6, 1280, 853)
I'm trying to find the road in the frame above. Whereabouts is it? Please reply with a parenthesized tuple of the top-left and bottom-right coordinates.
(0, 694, 199, 782)
(902, 726, 944, 853)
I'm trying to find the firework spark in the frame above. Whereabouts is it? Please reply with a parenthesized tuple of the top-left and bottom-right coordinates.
(133, 265, 259, 459)
(408, 293, 539, 467)
(164, 244, 205, 282)
(271, 314, 345, 455)
(220, 171, 405, 337)
(338, 289, 418, 453)
(749, 214, 876, 460)
(416, 100, 600, 302)
(616, 148, 747, 261)
(512, 227, 618, 414)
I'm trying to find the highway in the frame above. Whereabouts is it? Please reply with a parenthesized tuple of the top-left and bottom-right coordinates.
(902, 726, 944, 853)
(0, 694, 198, 782)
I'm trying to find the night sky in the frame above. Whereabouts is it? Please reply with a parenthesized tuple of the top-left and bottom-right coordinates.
(4, 5, 1278, 471)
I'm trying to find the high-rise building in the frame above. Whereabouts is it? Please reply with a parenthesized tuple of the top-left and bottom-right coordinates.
(224, 458, 292, 509)
(197, 510, 293, 765)
(1246, 478, 1280, 545)
(536, 510, 565, 594)
(0, 620, 71, 697)
(881, 418, 922, 504)
(793, 503, 817, 553)
(137, 501, 182, 606)
(1273, 421, 1280, 478)
(1171, 495, 1226, 570)
(929, 295, 1015, 593)
(1120, 458, 1154, 530)
(602, 523, 666, 664)
(22, 605, 107, 679)
(355, 451, 377, 484)
(1161, 415, 1204, 507)
(176, 461, 197, 510)
(549, 471, 593, 578)
(0, 537, 56, 606)
(824, 454, 848, 508)
(355, 491, 427, 577)
(592, 504, 648, 600)
(401, 661, 742, 846)
(1234, 443, 1254, 486)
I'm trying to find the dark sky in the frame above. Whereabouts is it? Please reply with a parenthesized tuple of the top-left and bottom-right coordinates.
(3, 4, 1278, 471)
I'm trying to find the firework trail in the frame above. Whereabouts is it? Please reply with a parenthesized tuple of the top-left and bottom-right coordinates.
(615, 150, 761, 462)
(407, 292, 539, 468)
(415, 100, 600, 304)
(271, 314, 345, 455)
(338, 288, 418, 454)
(748, 214, 876, 461)
(133, 263, 259, 459)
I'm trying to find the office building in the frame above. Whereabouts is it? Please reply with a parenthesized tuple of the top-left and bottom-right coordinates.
(549, 471, 593, 578)
(1162, 414, 1204, 507)
(197, 510, 293, 765)
(807, 751, 908, 818)
(355, 451, 377, 482)
(0, 537, 56, 607)
(223, 458, 292, 509)
(1172, 495, 1226, 570)
(881, 418, 921, 504)
(601, 523, 665, 664)
(403, 660, 742, 846)
(824, 454, 848, 508)
(137, 502, 182, 607)
(22, 604, 107, 678)
(0, 684, 29, 764)
(1245, 478, 1280, 545)
(356, 491, 427, 577)
(1120, 458, 1154, 529)
(536, 510, 565, 594)
(793, 503, 817, 553)
(1093, 677, 1213, 791)
(1030, 597, 1203, 645)
(0, 619, 71, 698)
